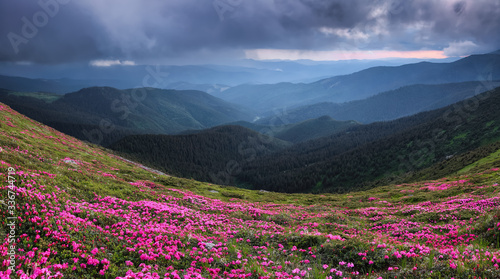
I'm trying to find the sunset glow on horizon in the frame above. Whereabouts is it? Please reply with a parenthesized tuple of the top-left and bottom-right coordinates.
(245, 49, 449, 61)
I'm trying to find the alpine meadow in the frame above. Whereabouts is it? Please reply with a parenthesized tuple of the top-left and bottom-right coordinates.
(1, 1, 500, 278)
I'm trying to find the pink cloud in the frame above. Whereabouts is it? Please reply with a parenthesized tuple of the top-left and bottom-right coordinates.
(245, 49, 448, 61)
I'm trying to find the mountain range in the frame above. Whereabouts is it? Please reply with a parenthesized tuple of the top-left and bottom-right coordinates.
(213, 51, 500, 114)
(0, 58, 451, 91)
(256, 81, 499, 125)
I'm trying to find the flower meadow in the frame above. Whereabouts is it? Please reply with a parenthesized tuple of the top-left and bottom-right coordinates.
(1, 103, 500, 278)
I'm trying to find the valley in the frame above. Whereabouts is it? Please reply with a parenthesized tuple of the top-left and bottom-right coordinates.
(2, 1, 500, 278)
(1, 50, 500, 194)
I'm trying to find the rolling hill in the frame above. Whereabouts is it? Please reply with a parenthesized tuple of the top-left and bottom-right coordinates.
(0, 87, 253, 146)
(0, 74, 99, 94)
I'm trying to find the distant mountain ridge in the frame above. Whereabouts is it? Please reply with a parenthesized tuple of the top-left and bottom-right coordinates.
(213, 51, 500, 114)
(256, 81, 499, 125)
(0, 75, 105, 94)
(0, 58, 448, 91)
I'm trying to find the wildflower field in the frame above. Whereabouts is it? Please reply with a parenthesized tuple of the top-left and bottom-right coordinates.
(1, 103, 500, 278)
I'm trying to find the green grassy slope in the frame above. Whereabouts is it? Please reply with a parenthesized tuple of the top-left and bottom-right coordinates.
(3, 91, 62, 103)
(404, 141, 500, 182)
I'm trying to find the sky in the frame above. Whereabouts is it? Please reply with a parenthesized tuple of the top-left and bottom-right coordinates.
(0, 0, 499, 66)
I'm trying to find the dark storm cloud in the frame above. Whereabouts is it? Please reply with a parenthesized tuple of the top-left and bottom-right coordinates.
(385, 0, 500, 47)
(0, 0, 499, 64)
(0, 0, 109, 63)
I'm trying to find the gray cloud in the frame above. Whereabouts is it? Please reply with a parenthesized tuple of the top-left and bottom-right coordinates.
(0, 0, 499, 64)
(0, 0, 107, 63)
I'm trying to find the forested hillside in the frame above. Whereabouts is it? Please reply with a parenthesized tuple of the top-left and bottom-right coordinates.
(110, 125, 290, 183)
(112, 87, 500, 192)
(237, 87, 500, 193)
(209, 116, 360, 143)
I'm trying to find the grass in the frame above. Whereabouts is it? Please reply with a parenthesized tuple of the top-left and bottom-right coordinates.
(7, 91, 62, 103)
(458, 148, 500, 174)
